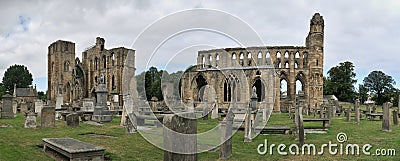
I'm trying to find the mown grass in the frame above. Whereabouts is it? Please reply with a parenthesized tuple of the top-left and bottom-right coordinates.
(0, 111, 399, 160)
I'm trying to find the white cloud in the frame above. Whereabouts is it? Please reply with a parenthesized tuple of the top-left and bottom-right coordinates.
(0, 0, 400, 91)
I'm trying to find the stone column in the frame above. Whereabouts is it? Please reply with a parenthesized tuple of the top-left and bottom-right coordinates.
(382, 102, 392, 132)
(163, 113, 197, 161)
(355, 99, 360, 124)
(219, 110, 233, 159)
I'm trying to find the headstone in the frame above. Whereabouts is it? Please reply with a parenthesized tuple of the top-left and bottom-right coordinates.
(34, 100, 43, 114)
(20, 101, 28, 113)
(202, 101, 209, 120)
(92, 74, 113, 123)
(355, 99, 360, 124)
(298, 106, 305, 146)
(345, 109, 351, 122)
(82, 98, 95, 112)
(325, 105, 331, 119)
(41, 106, 55, 128)
(1, 92, 15, 118)
(66, 113, 79, 127)
(392, 110, 398, 126)
(244, 107, 252, 142)
(220, 109, 233, 159)
(211, 103, 218, 119)
(163, 113, 197, 161)
(382, 102, 392, 132)
(24, 111, 37, 128)
(125, 113, 137, 133)
(56, 95, 63, 110)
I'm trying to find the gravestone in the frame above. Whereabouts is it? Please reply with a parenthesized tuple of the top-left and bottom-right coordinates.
(220, 109, 233, 159)
(66, 113, 79, 127)
(163, 113, 197, 161)
(41, 106, 55, 128)
(355, 99, 360, 124)
(82, 98, 95, 112)
(244, 107, 252, 142)
(34, 100, 43, 114)
(125, 113, 137, 133)
(298, 106, 305, 146)
(392, 110, 398, 126)
(345, 109, 351, 122)
(1, 92, 15, 118)
(202, 101, 209, 120)
(56, 95, 63, 110)
(92, 74, 113, 123)
(382, 102, 392, 132)
(20, 101, 28, 113)
(42, 138, 105, 161)
(24, 111, 37, 128)
(211, 103, 218, 119)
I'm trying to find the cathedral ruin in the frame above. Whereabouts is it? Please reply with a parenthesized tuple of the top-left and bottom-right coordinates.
(180, 13, 324, 112)
(47, 37, 135, 107)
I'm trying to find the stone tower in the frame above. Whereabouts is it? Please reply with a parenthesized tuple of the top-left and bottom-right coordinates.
(306, 13, 324, 108)
(48, 40, 76, 102)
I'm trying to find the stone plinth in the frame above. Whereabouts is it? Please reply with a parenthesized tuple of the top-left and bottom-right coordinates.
(42, 138, 105, 161)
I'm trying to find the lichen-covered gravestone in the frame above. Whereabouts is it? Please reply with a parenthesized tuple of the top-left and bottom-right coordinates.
(163, 113, 197, 161)
(24, 111, 37, 128)
(1, 92, 14, 118)
(41, 106, 55, 128)
(382, 102, 392, 132)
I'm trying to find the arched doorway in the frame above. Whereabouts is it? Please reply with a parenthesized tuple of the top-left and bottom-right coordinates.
(252, 79, 265, 102)
(195, 75, 207, 102)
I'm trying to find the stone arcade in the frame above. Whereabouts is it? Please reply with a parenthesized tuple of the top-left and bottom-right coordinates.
(180, 13, 324, 112)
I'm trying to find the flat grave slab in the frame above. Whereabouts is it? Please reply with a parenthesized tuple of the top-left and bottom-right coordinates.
(42, 138, 105, 161)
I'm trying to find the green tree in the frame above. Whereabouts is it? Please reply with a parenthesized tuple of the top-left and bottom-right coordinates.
(325, 61, 357, 102)
(2, 64, 33, 92)
(37, 91, 47, 100)
(144, 66, 164, 101)
(0, 83, 6, 96)
(358, 84, 369, 104)
(363, 71, 396, 105)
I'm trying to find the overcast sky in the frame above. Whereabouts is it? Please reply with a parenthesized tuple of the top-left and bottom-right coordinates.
(1, 0, 399, 92)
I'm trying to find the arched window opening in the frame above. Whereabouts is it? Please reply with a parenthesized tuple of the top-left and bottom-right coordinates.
(295, 52, 300, 59)
(284, 51, 289, 59)
(276, 52, 281, 59)
(103, 55, 107, 69)
(202, 56, 205, 69)
(280, 79, 288, 98)
(296, 79, 304, 94)
(285, 62, 289, 68)
(239, 53, 244, 66)
(252, 79, 265, 102)
(112, 75, 115, 90)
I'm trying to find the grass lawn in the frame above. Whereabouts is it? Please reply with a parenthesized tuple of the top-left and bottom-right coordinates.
(0, 111, 399, 161)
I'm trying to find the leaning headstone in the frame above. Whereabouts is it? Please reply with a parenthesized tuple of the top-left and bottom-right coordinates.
(66, 113, 79, 127)
(382, 102, 392, 132)
(392, 110, 398, 126)
(20, 101, 28, 113)
(355, 99, 360, 124)
(41, 106, 55, 128)
(219, 110, 233, 159)
(163, 113, 197, 161)
(345, 109, 351, 122)
(1, 92, 15, 118)
(24, 111, 37, 128)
